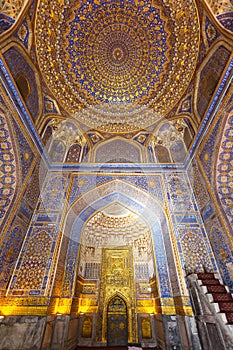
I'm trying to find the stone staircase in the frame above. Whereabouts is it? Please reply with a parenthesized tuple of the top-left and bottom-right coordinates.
(197, 272, 233, 325)
(187, 272, 233, 349)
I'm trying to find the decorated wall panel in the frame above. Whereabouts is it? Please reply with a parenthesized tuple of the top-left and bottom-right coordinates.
(7, 172, 69, 297)
(57, 177, 176, 305)
(191, 154, 233, 292)
(206, 0, 233, 16)
(217, 13, 233, 33)
(0, 160, 42, 295)
(197, 90, 233, 231)
(1, 165, 222, 309)
(0, 219, 27, 294)
(3, 46, 40, 122)
(196, 45, 231, 119)
(194, 89, 233, 291)
(0, 98, 17, 231)
(0, 78, 41, 296)
(94, 138, 142, 163)
(215, 106, 233, 228)
(9, 229, 54, 296)
(163, 172, 217, 289)
(47, 172, 218, 317)
(35, 0, 200, 132)
(0, 0, 31, 35)
(203, 14, 221, 49)
(207, 217, 233, 290)
(0, 0, 28, 21)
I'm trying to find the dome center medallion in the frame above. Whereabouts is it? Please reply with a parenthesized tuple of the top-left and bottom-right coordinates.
(110, 42, 128, 66)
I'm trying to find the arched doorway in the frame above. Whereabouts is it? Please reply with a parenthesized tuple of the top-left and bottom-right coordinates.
(107, 296, 128, 346)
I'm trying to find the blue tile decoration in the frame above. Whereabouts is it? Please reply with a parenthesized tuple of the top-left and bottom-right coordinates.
(164, 172, 195, 213)
(9, 225, 58, 296)
(178, 95, 192, 114)
(11, 118, 35, 184)
(217, 12, 233, 33)
(69, 174, 163, 205)
(204, 15, 221, 47)
(190, 159, 211, 210)
(14, 19, 30, 49)
(164, 171, 217, 275)
(43, 96, 60, 115)
(176, 226, 215, 273)
(0, 104, 17, 231)
(215, 110, 233, 227)
(0, 14, 15, 34)
(207, 218, 233, 291)
(0, 221, 27, 293)
(3, 46, 40, 122)
(39, 174, 68, 212)
(95, 138, 141, 163)
(196, 45, 231, 119)
(63, 183, 172, 298)
(199, 119, 221, 183)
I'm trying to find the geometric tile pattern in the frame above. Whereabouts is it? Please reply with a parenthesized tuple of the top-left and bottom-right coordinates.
(6, 171, 70, 296)
(12, 118, 35, 184)
(207, 218, 233, 291)
(199, 119, 221, 184)
(0, 220, 26, 293)
(204, 16, 220, 48)
(197, 46, 231, 119)
(11, 231, 52, 292)
(0, 110, 17, 230)
(9, 226, 57, 296)
(0, 0, 27, 20)
(178, 228, 213, 272)
(64, 175, 210, 300)
(3, 46, 40, 122)
(215, 108, 233, 227)
(190, 160, 210, 211)
(35, 0, 199, 132)
(0, 14, 15, 35)
(95, 138, 141, 163)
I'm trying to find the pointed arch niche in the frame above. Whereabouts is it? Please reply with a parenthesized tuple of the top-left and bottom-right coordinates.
(53, 180, 186, 346)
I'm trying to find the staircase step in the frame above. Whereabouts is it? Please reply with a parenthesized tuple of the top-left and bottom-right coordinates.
(212, 293, 233, 302)
(200, 279, 220, 285)
(218, 301, 233, 313)
(197, 273, 215, 279)
(207, 285, 227, 293)
(225, 313, 233, 324)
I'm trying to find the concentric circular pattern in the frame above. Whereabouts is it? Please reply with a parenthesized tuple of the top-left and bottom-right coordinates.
(64, 0, 168, 105)
(35, 0, 200, 132)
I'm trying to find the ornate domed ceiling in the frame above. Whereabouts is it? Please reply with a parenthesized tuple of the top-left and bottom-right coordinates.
(35, 0, 200, 132)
